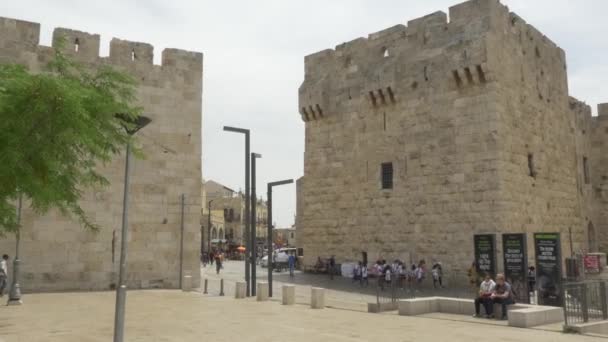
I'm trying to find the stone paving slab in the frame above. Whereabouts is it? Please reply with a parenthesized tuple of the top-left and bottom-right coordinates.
(0, 290, 601, 342)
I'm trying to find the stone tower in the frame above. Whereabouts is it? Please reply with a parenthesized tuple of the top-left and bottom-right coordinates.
(297, 0, 608, 280)
(0, 17, 203, 291)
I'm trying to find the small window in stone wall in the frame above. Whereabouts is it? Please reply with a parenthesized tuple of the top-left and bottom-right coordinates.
(381, 162, 393, 189)
(583, 156, 590, 184)
(297, 248, 304, 257)
(528, 153, 536, 178)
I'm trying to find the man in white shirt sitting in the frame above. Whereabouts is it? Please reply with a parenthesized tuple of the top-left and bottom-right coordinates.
(474, 273, 496, 318)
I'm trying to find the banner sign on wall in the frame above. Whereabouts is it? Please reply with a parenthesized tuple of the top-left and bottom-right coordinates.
(584, 254, 601, 274)
(474, 234, 497, 277)
(503, 233, 528, 303)
(534, 233, 562, 307)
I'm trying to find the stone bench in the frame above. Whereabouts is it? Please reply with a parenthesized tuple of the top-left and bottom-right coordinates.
(398, 297, 563, 328)
(508, 306, 564, 328)
(492, 302, 534, 319)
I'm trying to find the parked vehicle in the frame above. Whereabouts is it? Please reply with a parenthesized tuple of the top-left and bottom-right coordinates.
(260, 248, 296, 269)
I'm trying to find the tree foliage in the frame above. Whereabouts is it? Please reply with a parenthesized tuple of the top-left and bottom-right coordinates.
(0, 42, 142, 234)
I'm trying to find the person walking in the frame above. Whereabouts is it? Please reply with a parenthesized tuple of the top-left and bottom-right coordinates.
(361, 263, 368, 287)
(353, 262, 361, 283)
(215, 252, 222, 274)
(415, 260, 426, 290)
(288, 253, 296, 278)
(384, 264, 392, 289)
(209, 251, 215, 266)
(329, 255, 336, 280)
(0, 254, 8, 297)
(432, 262, 444, 289)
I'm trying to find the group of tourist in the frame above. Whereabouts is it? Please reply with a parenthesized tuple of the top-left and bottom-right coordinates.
(473, 273, 513, 320)
(366, 259, 446, 290)
(352, 262, 369, 286)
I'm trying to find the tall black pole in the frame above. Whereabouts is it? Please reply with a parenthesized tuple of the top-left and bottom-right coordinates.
(251, 153, 261, 296)
(7, 194, 23, 305)
(267, 179, 294, 297)
(113, 141, 132, 342)
(112, 115, 151, 342)
(223, 126, 251, 297)
(245, 133, 251, 297)
(207, 200, 213, 255)
(251, 154, 256, 295)
(267, 183, 273, 297)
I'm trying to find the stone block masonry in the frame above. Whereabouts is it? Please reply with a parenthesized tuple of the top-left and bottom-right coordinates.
(296, 0, 608, 283)
(0, 17, 203, 291)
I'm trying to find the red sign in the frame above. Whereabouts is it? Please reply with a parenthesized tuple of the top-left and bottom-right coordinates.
(584, 255, 601, 273)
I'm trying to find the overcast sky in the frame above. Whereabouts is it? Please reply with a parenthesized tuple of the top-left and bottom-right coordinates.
(4, 0, 607, 227)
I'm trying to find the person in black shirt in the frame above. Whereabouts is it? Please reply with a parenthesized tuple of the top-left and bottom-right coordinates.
(492, 273, 514, 320)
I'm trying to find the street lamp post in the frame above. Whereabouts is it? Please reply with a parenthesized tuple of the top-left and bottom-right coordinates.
(267, 179, 293, 297)
(7, 194, 23, 305)
(250, 153, 262, 296)
(113, 115, 151, 342)
(207, 199, 214, 255)
(223, 126, 251, 297)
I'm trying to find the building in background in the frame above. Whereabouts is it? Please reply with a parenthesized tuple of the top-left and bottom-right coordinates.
(0, 17, 203, 291)
(202, 180, 268, 251)
(273, 226, 297, 248)
(296, 0, 608, 283)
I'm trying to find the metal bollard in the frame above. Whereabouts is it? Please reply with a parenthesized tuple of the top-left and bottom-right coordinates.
(220, 279, 225, 296)
(203, 278, 208, 294)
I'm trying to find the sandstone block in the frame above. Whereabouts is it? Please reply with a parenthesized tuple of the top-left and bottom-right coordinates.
(257, 282, 269, 301)
(235, 281, 246, 299)
(282, 284, 296, 305)
(310, 287, 325, 309)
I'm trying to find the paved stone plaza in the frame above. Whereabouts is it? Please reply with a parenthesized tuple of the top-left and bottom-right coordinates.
(0, 287, 601, 342)
(1, 261, 599, 341)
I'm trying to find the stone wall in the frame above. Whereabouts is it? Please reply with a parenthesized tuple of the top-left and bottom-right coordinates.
(296, 0, 608, 283)
(0, 17, 203, 291)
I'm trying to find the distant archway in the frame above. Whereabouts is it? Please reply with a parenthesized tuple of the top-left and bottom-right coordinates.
(219, 227, 224, 240)
(211, 227, 217, 240)
(588, 222, 598, 252)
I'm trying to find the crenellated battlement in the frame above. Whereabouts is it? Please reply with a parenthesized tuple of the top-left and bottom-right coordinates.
(298, 0, 571, 122)
(0, 16, 202, 73)
(302, 0, 509, 72)
(299, 0, 514, 122)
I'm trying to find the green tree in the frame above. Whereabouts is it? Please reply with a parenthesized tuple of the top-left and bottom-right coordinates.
(0, 43, 142, 234)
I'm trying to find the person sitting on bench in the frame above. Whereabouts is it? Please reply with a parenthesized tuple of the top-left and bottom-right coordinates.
(491, 273, 513, 320)
(474, 273, 495, 318)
